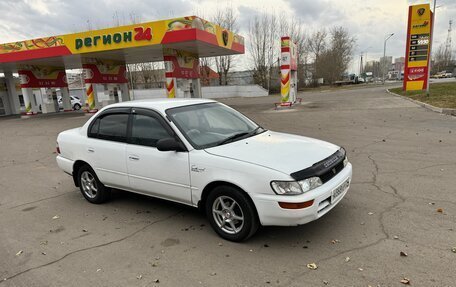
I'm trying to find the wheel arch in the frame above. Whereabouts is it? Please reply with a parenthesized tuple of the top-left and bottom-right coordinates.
(72, 160, 91, 187)
(198, 181, 259, 218)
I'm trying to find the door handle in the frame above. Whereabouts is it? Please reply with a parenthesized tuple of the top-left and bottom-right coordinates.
(87, 147, 94, 153)
(129, 155, 140, 161)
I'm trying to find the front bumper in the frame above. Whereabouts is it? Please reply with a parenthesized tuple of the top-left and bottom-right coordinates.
(251, 163, 352, 226)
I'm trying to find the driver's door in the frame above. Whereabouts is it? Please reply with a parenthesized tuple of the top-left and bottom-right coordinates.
(126, 108, 192, 204)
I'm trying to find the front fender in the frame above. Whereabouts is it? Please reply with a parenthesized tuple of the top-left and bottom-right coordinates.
(189, 150, 292, 207)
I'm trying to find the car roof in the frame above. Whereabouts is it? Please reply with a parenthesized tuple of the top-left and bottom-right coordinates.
(104, 98, 217, 113)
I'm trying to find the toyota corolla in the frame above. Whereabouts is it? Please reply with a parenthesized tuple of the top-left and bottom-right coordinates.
(56, 99, 352, 241)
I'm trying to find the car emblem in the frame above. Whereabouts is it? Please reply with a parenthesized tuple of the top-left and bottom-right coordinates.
(222, 30, 229, 46)
(191, 165, 205, 173)
(332, 168, 337, 175)
(417, 8, 425, 16)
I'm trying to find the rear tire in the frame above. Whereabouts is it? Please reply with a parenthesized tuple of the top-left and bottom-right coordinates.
(206, 185, 259, 242)
(77, 165, 111, 204)
(73, 103, 81, 110)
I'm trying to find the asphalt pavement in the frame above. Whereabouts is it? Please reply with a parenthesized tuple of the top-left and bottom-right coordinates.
(0, 84, 455, 286)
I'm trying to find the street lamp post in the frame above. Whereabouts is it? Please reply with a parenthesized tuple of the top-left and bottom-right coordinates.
(382, 33, 394, 84)
(360, 46, 372, 82)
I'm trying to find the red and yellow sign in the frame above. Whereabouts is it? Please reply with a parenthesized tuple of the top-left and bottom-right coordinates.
(86, 84, 96, 111)
(403, 4, 433, 91)
(18, 65, 67, 88)
(83, 59, 127, 84)
(163, 48, 199, 79)
(165, 78, 176, 98)
(280, 37, 298, 103)
(0, 16, 244, 63)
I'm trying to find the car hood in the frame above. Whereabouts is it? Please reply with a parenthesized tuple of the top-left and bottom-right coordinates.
(205, 131, 340, 175)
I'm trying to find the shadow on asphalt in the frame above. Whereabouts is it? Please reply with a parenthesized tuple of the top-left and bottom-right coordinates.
(106, 188, 339, 244)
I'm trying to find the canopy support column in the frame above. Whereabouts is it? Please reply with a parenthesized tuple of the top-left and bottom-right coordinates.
(20, 87, 34, 115)
(4, 72, 21, 114)
(120, 83, 130, 102)
(191, 78, 202, 98)
(61, 86, 72, 111)
(163, 48, 200, 98)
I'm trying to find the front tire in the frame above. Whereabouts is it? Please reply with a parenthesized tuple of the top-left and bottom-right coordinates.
(206, 185, 259, 242)
(73, 103, 81, 110)
(77, 165, 111, 204)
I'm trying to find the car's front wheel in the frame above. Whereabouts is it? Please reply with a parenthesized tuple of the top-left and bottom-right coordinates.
(73, 103, 81, 110)
(77, 165, 111, 204)
(206, 185, 259, 241)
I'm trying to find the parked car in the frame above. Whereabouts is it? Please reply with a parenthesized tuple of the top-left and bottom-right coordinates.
(58, 96, 82, 110)
(56, 99, 352, 241)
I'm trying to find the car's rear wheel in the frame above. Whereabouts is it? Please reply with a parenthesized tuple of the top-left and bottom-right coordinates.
(77, 165, 110, 204)
(73, 103, 81, 110)
(206, 185, 259, 241)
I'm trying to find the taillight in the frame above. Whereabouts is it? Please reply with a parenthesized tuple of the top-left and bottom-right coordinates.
(56, 142, 61, 154)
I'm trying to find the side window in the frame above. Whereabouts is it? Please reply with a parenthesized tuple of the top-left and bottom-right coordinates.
(130, 114, 171, 147)
(88, 118, 100, 138)
(97, 113, 128, 142)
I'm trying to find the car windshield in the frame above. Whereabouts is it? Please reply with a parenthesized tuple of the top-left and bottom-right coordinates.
(166, 102, 265, 149)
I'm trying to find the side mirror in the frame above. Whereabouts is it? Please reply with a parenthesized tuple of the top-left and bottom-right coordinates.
(156, 138, 186, 152)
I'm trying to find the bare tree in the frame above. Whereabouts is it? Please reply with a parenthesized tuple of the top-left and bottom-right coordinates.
(199, 57, 214, 86)
(248, 13, 278, 89)
(330, 26, 356, 82)
(289, 21, 308, 88)
(306, 27, 355, 84)
(432, 43, 454, 74)
(212, 7, 238, 85)
(306, 29, 327, 79)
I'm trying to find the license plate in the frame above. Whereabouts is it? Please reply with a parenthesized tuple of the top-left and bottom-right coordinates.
(331, 178, 350, 202)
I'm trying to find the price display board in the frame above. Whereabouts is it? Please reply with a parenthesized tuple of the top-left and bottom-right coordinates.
(403, 4, 433, 91)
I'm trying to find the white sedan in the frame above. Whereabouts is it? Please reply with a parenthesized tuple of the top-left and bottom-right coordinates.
(56, 99, 352, 241)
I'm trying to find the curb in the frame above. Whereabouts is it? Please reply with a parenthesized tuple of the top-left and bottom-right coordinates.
(386, 89, 456, 116)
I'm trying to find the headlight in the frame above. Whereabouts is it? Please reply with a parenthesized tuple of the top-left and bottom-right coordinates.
(271, 181, 302, 195)
(299, 177, 323, 192)
(340, 147, 348, 167)
(271, 176, 322, 195)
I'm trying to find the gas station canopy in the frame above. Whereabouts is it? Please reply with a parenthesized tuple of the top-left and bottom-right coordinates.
(0, 16, 244, 72)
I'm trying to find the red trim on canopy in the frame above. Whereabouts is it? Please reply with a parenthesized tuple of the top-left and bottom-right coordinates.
(0, 46, 71, 63)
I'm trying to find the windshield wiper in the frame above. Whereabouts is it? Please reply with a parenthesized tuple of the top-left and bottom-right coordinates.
(216, 132, 250, 146)
(216, 127, 264, 146)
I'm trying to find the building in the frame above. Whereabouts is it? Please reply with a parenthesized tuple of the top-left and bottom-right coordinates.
(394, 57, 405, 72)
(388, 57, 405, 80)
(364, 60, 381, 78)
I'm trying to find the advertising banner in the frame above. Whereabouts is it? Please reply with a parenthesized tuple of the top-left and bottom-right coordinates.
(18, 65, 67, 88)
(280, 37, 298, 103)
(403, 4, 433, 91)
(83, 59, 128, 84)
(281, 37, 297, 71)
(163, 48, 200, 79)
(0, 16, 245, 62)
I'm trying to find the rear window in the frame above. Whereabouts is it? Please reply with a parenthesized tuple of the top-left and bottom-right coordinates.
(89, 113, 128, 142)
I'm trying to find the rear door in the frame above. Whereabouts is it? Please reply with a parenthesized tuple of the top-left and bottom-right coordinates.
(126, 108, 192, 204)
(86, 108, 130, 189)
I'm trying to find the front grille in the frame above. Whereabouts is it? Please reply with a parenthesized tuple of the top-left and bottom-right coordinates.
(290, 148, 346, 182)
(319, 160, 344, 183)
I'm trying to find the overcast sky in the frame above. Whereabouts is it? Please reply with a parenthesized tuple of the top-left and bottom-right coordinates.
(0, 0, 454, 73)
